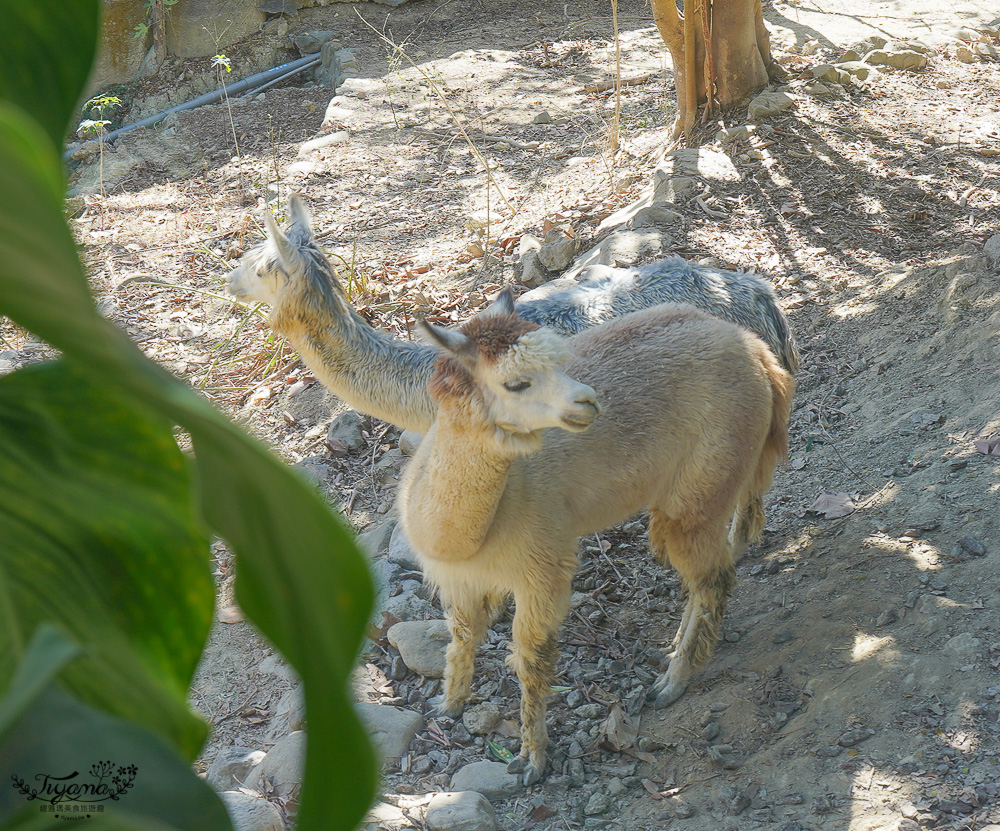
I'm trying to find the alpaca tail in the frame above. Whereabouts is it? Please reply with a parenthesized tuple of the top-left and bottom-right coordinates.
(734, 344, 795, 548)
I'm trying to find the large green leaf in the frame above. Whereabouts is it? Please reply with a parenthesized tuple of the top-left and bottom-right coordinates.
(0, 0, 100, 148)
(0, 360, 213, 758)
(0, 15, 378, 831)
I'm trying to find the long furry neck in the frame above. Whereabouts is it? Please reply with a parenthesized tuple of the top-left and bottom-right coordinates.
(270, 251, 439, 432)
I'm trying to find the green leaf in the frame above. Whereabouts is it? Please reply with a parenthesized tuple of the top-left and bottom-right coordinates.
(0, 0, 100, 146)
(0, 684, 230, 830)
(0, 626, 79, 740)
(487, 740, 516, 764)
(0, 361, 214, 758)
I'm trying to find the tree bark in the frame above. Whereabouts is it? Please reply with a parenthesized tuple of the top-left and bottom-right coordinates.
(650, 0, 774, 141)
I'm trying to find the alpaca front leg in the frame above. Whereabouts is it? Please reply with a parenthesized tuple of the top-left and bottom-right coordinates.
(437, 591, 499, 717)
(505, 591, 566, 786)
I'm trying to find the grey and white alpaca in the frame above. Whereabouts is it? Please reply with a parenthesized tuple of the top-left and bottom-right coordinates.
(226, 194, 798, 434)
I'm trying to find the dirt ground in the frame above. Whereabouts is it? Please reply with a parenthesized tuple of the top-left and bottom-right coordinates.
(9, 0, 1000, 827)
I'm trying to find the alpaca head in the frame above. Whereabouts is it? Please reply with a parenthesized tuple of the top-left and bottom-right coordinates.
(226, 193, 347, 314)
(421, 290, 601, 450)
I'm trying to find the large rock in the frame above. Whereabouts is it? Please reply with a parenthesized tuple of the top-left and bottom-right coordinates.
(863, 49, 927, 71)
(253, 731, 305, 815)
(88, 0, 150, 93)
(207, 745, 266, 791)
(570, 229, 672, 272)
(359, 519, 397, 557)
(537, 227, 579, 273)
(387, 619, 450, 677)
(220, 790, 286, 831)
(450, 761, 522, 800)
(165, 0, 265, 58)
(266, 684, 306, 741)
(388, 523, 422, 570)
(984, 233, 1000, 265)
(747, 90, 797, 120)
(356, 702, 425, 759)
(327, 409, 367, 453)
(425, 792, 498, 831)
(463, 703, 502, 736)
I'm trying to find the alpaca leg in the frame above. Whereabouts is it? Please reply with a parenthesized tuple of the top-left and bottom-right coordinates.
(438, 589, 502, 717)
(730, 493, 766, 558)
(648, 513, 736, 709)
(505, 587, 569, 786)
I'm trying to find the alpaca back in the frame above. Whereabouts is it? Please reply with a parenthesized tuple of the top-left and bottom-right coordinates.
(497, 303, 791, 539)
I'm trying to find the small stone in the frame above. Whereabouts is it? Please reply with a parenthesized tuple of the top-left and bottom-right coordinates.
(356, 701, 424, 759)
(955, 45, 977, 63)
(584, 791, 610, 816)
(811, 64, 841, 83)
(638, 736, 666, 752)
(298, 130, 349, 155)
(701, 722, 720, 741)
(772, 629, 794, 644)
(864, 49, 927, 71)
(253, 731, 305, 815)
(674, 803, 695, 819)
(425, 791, 498, 831)
(838, 727, 875, 747)
(266, 684, 306, 740)
(387, 619, 450, 678)
(293, 30, 337, 55)
(220, 790, 286, 831)
(717, 124, 755, 144)
(607, 778, 626, 797)
(207, 746, 267, 791)
(327, 410, 367, 453)
(532, 110, 553, 124)
(944, 632, 981, 657)
(876, 608, 898, 627)
(537, 227, 579, 273)
(388, 523, 422, 570)
(463, 702, 502, 736)
(626, 206, 683, 229)
(747, 90, 796, 120)
(399, 429, 422, 456)
(515, 248, 549, 288)
(804, 81, 835, 96)
(984, 234, 1000, 264)
(958, 535, 986, 557)
(815, 745, 842, 758)
(575, 703, 604, 719)
(450, 761, 522, 800)
(358, 520, 397, 557)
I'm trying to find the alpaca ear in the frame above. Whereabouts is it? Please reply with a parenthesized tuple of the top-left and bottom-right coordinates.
(419, 320, 478, 366)
(286, 192, 314, 242)
(482, 287, 516, 318)
(264, 210, 302, 271)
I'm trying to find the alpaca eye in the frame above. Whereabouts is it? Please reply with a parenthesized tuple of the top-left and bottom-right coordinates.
(503, 380, 531, 393)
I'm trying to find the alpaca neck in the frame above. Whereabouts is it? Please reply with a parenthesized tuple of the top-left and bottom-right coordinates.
(403, 401, 518, 563)
(273, 293, 438, 433)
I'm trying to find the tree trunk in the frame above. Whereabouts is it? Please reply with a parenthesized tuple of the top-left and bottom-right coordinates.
(650, 0, 774, 141)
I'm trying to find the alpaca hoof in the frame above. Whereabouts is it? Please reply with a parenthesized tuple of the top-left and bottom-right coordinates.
(507, 756, 543, 786)
(653, 680, 686, 709)
(430, 694, 465, 719)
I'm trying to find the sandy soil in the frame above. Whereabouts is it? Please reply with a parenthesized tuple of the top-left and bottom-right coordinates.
(8, 0, 999, 828)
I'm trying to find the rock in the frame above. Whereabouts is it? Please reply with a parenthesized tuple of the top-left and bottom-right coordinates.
(957, 535, 986, 557)
(327, 410, 367, 453)
(983, 233, 1000, 264)
(266, 684, 306, 740)
(463, 702, 502, 735)
(838, 49, 862, 62)
(811, 64, 842, 83)
(207, 746, 267, 790)
(388, 523, 422, 570)
(515, 248, 550, 288)
(863, 49, 927, 71)
(356, 701, 425, 759)
(294, 30, 337, 55)
(387, 619, 450, 677)
(299, 130, 349, 155)
(363, 802, 410, 828)
(836, 60, 877, 80)
(450, 761, 522, 800)
(425, 791, 498, 831)
(944, 633, 980, 657)
(381, 590, 438, 622)
(717, 124, 755, 144)
(625, 206, 683, 230)
(537, 227, 579, 273)
(220, 790, 286, 831)
(258, 653, 297, 683)
(584, 791, 610, 816)
(253, 731, 305, 814)
(572, 229, 671, 272)
(837, 727, 875, 747)
(166, 0, 265, 58)
(87, 0, 151, 94)
(399, 430, 422, 456)
(532, 111, 553, 124)
(804, 81, 836, 96)
(747, 90, 796, 120)
(315, 41, 358, 89)
(359, 519, 397, 557)
(375, 447, 406, 485)
(955, 45, 977, 63)
(974, 42, 999, 60)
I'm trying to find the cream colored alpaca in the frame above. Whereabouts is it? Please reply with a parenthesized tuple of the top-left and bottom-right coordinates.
(399, 292, 794, 785)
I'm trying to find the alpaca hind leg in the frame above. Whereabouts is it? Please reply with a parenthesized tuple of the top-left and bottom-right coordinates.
(648, 513, 736, 709)
(438, 589, 503, 717)
(505, 587, 569, 786)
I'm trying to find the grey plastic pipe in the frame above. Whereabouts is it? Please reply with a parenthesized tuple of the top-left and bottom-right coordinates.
(66, 53, 321, 159)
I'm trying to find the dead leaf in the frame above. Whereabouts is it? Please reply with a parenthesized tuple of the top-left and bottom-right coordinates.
(641, 779, 663, 799)
(601, 703, 639, 751)
(974, 436, 1000, 457)
(806, 492, 856, 519)
(218, 605, 245, 624)
(523, 804, 557, 829)
(248, 385, 271, 405)
(365, 611, 400, 646)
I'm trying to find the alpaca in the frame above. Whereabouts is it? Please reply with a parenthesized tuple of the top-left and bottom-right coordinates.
(226, 194, 798, 435)
(399, 292, 794, 785)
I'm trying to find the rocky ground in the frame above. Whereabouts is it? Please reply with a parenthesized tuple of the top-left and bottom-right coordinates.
(5, 0, 1000, 829)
